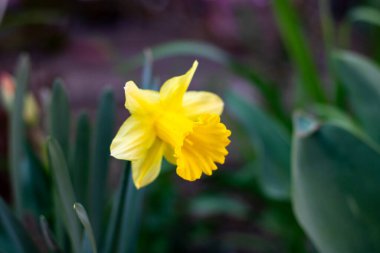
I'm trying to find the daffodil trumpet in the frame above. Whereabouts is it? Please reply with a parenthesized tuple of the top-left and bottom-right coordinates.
(110, 61, 231, 188)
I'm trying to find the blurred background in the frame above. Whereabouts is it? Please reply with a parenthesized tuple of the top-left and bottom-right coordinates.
(1, 0, 380, 252)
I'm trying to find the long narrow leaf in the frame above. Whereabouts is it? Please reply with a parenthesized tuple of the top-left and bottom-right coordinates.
(39, 216, 60, 252)
(48, 79, 71, 247)
(70, 112, 91, 206)
(48, 79, 70, 159)
(88, 89, 115, 242)
(271, 0, 326, 104)
(0, 198, 39, 253)
(141, 49, 153, 88)
(102, 164, 129, 253)
(319, 0, 345, 107)
(9, 54, 29, 217)
(73, 203, 97, 253)
(117, 170, 145, 253)
(21, 143, 50, 216)
(47, 138, 81, 253)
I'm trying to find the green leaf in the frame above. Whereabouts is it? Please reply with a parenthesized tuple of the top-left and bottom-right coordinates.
(347, 7, 380, 63)
(39, 215, 60, 252)
(9, 54, 30, 217)
(88, 88, 115, 243)
(226, 92, 291, 200)
(102, 164, 129, 253)
(47, 138, 81, 253)
(73, 203, 97, 253)
(48, 79, 71, 247)
(292, 113, 380, 253)
(117, 168, 145, 253)
(70, 112, 91, 206)
(319, 0, 345, 108)
(349, 6, 380, 28)
(333, 51, 380, 144)
(271, 0, 326, 104)
(310, 104, 374, 145)
(0, 198, 40, 253)
(48, 79, 70, 159)
(21, 142, 51, 217)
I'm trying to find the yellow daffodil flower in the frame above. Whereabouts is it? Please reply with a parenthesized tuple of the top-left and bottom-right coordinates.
(110, 61, 231, 188)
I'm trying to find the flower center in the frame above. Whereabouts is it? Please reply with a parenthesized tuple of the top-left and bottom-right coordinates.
(155, 111, 193, 148)
(175, 114, 231, 181)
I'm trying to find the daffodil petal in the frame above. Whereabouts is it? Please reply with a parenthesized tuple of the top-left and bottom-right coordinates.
(132, 139, 165, 188)
(176, 114, 231, 181)
(163, 144, 176, 165)
(110, 116, 155, 160)
(124, 81, 160, 114)
(182, 91, 224, 119)
(160, 61, 198, 109)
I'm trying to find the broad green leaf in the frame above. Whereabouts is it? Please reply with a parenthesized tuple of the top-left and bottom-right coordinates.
(70, 112, 91, 206)
(226, 92, 290, 200)
(88, 88, 115, 243)
(310, 104, 362, 137)
(47, 138, 81, 253)
(9, 54, 29, 217)
(0, 198, 40, 253)
(333, 51, 380, 144)
(74, 203, 97, 253)
(271, 0, 326, 104)
(292, 113, 380, 253)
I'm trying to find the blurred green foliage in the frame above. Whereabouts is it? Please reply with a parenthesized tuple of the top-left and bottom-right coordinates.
(1, 0, 380, 253)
